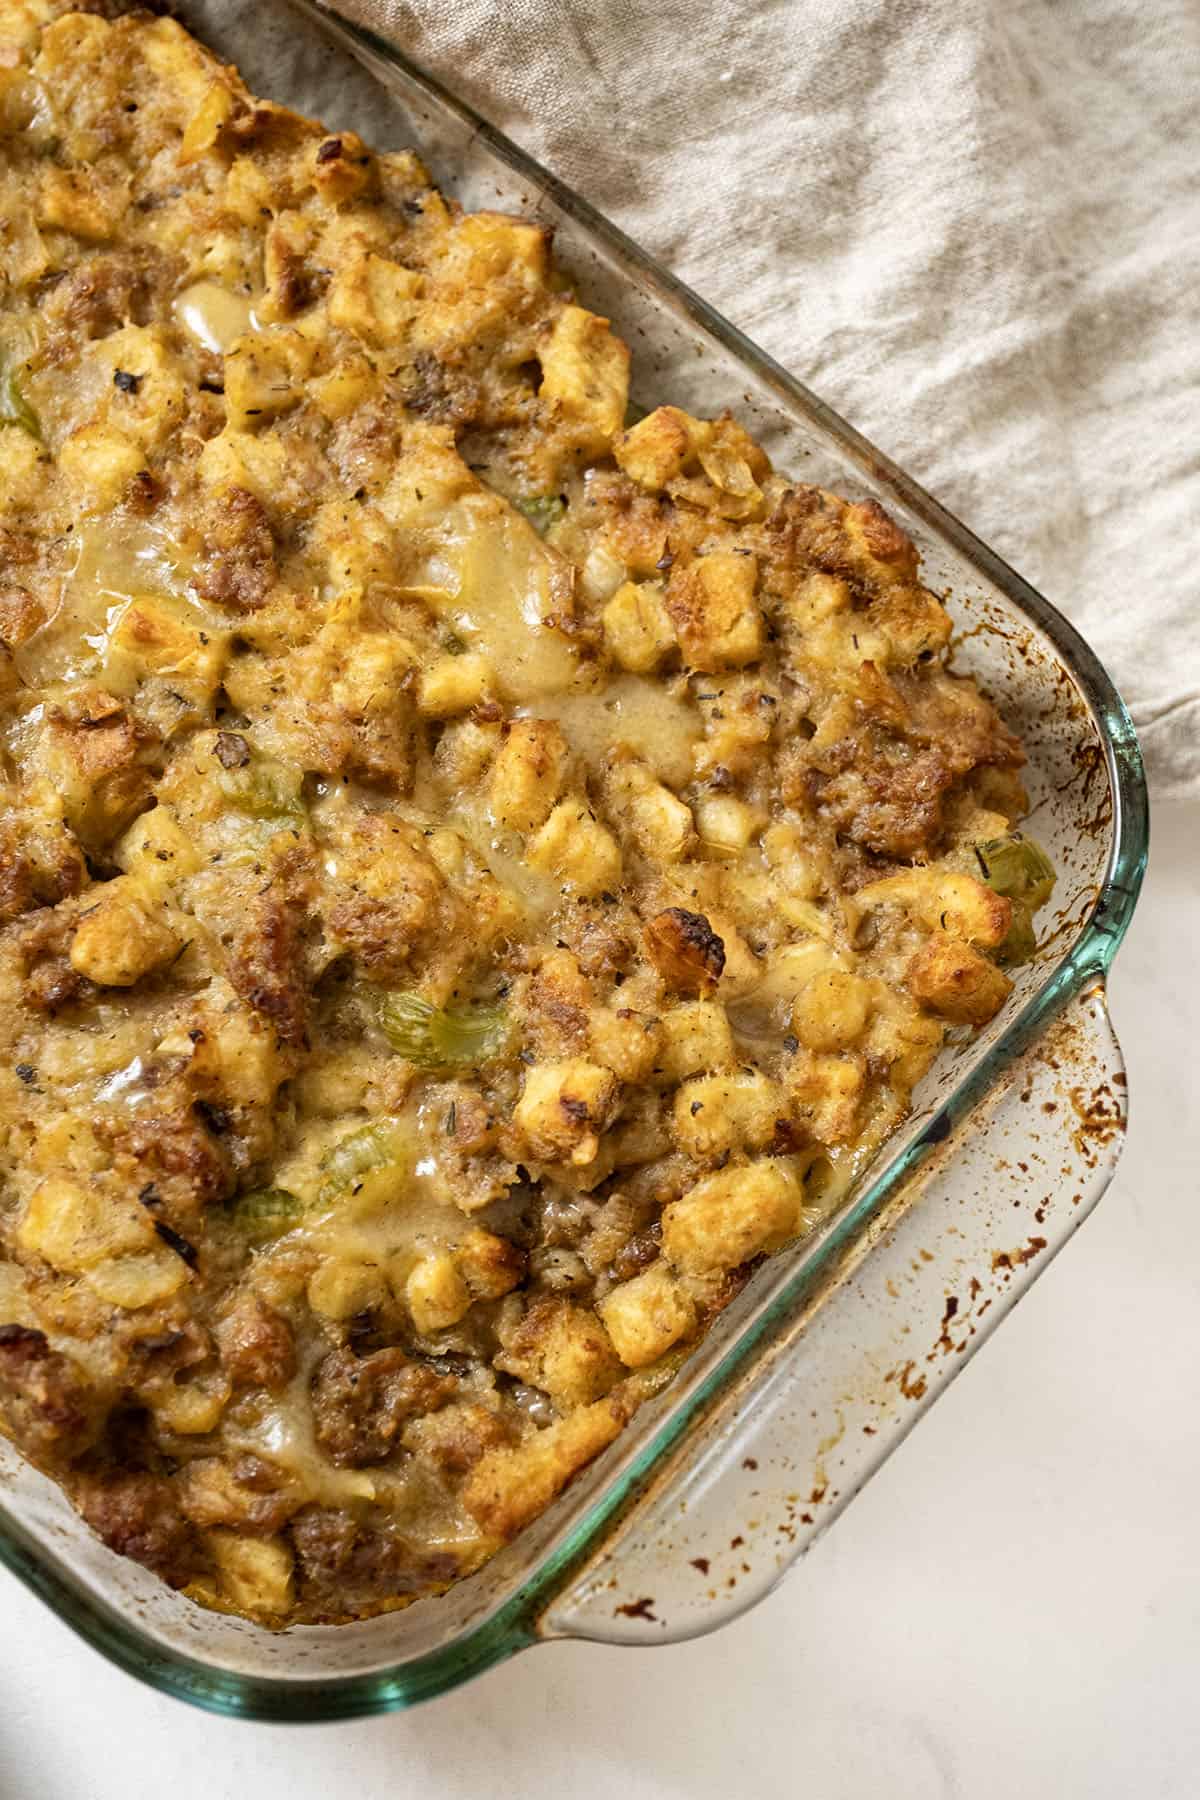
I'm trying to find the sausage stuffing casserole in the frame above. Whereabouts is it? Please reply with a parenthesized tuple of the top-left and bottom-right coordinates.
(0, 6, 1055, 1624)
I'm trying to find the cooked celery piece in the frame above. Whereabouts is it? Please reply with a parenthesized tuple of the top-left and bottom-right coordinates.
(377, 992, 510, 1070)
(975, 832, 1055, 965)
(975, 834, 1055, 908)
(318, 1120, 410, 1202)
(1001, 905, 1039, 966)
(217, 753, 306, 823)
(514, 493, 566, 535)
(230, 1187, 305, 1244)
(0, 353, 42, 440)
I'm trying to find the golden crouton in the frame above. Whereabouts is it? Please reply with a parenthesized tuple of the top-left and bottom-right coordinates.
(309, 1257, 388, 1322)
(605, 758, 694, 862)
(785, 1050, 865, 1145)
(456, 1228, 526, 1301)
(665, 551, 763, 671)
(18, 1175, 152, 1271)
(613, 405, 695, 490)
(444, 210, 549, 287)
(109, 599, 227, 717)
(644, 908, 726, 996)
(406, 1252, 472, 1334)
(490, 719, 570, 832)
(527, 798, 623, 896)
(588, 1006, 663, 1083)
(672, 1069, 788, 1159)
(857, 869, 1012, 949)
(328, 250, 424, 344)
(206, 1531, 295, 1618)
(223, 328, 314, 428)
(497, 1295, 622, 1406)
(694, 793, 765, 857)
(56, 427, 145, 508)
(661, 1160, 803, 1276)
(908, 933, 1012, 1024)
(462, 1395, 629, 1539)
(598, 1261, 696, 1368)
(790, 969, 874, 1054)
(69, 882, 181, 988)
(514, 1060, 619, 1165)
(539, 304, 630, 455)
(656, 999, 736, 1081)
(417, 652, 494, 718)
(602, 580, 677, 673)
(38, 164, 130, 240)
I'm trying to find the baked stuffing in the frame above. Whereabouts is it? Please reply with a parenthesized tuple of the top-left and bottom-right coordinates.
(0, 5, 1054, 1624)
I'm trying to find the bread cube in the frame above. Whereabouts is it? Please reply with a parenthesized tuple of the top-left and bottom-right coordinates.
(539, 304, 630, 454)
(601, 579, 677, 673)
(445, 211, 549, 287)
(613, 405, 695, 490)
(56, 427, 144, 508)
(856, 869, 1011, 949)
(694, 794, 764, 857)
(497, 1296, 622, 1407)
(665, 551, 763, 671)
(790, 969, 874, 1053)
(198, 428, 288, 501)
(406, 1251, 472, 1334)
(661, 1160, 802, 1275)
(598, 1261, 696, 1368)
(656, 999, 735, 1081)
(328, 250, 424, 344)
(417, 652, 493, 718)
(490, 719, 569, 832)
(39, 164, 129, 240)
(69, 880, 180, 988)
(224, 328, 314, 428)
(527, 797, 623, 896)
(456, 1228, 525, 1301)
(84, 1250, 190, 1309)
(785, 1050, 864, 1145)
(588, 1006, 663, 1083)
(908, 933, 1011, 1024)
(308, 1257, 388, 1322)
(0, 431, 47, 511)
(463, 1395, 627, 1538)
(672, 1068, 787, 1158)
(206, 1530, 295, 1618)
(19, 1175, 159, 1273)
(514, 1060, 619, 1165)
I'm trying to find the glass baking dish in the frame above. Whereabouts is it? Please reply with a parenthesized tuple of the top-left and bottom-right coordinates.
(0, 0, 1148, 1719)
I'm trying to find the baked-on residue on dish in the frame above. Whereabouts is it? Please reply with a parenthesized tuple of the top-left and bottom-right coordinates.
(0, 7, 1054, 1623)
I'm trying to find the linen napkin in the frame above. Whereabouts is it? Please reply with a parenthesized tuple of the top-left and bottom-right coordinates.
(194, 0, 1200, 798)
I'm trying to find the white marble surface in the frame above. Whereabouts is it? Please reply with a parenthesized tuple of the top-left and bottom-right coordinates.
(1, 804, 1194, 1800)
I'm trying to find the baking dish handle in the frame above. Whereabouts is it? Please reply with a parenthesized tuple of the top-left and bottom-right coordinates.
(537, 977, 1127, 1647)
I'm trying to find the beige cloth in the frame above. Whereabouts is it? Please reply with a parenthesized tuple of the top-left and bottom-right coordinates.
(202, 0, 1200, 797)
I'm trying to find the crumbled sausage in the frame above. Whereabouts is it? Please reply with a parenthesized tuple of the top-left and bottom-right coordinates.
(290, 1505, 460, 1620)
(99, 1103, 234, 1225)
(227, 883, 309, 1050)
(0, 1324, 103, 1465)
(311, 1347, 456, 1467)
(215, 1297, 295, 1390)
(73, 1471, 199, 1588)
(194, 487, 277, 612)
